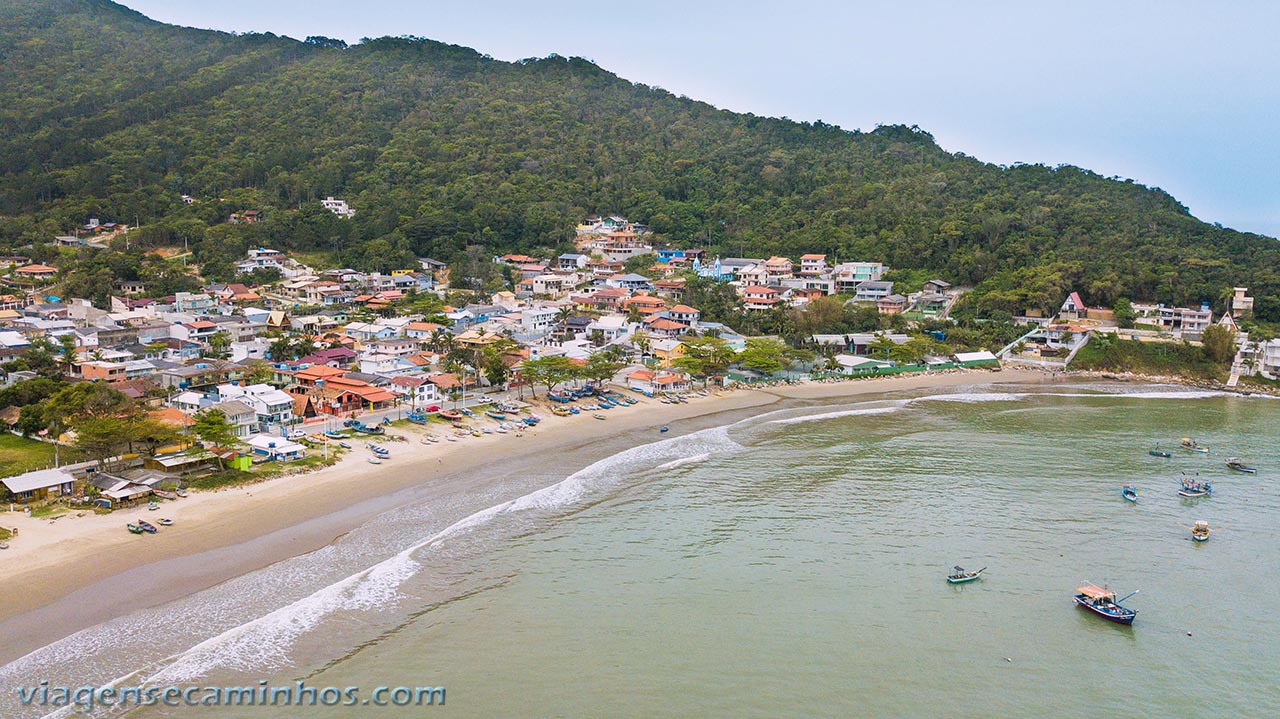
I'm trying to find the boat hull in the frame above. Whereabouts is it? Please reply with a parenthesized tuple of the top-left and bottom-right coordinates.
(1178, 490, 1209, 498)
(1191, 535, 1209, 542)
(947, 575, 981, 584)
(1074, 597, 1136, 624)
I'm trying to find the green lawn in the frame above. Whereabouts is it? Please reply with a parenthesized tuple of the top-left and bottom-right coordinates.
(0, 434, 82, 478)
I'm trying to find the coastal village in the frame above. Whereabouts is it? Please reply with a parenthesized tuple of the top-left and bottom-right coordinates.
(0, 210, 1271, 541)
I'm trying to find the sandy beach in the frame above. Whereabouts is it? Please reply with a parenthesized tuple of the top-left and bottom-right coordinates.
(0, 368, 1050, 664)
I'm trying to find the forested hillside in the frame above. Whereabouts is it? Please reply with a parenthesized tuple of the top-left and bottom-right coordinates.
(3, 0, 1279, 318)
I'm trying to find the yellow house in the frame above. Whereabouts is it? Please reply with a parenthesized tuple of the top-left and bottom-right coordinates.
(651, 338, 686, 367)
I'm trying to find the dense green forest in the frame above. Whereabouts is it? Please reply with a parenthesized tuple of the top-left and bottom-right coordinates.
(2, 0, 1279, 319)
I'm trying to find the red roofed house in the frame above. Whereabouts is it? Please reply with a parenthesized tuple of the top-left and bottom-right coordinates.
(622, 294, 667, 314)
(667, 305, 700, 324)
(741, 286, 781, 311)
(626, 369, 691, 395)
(1060, 291, 1086, 321)
(15, 264, 57, 279)
(799, 254, 828, 276)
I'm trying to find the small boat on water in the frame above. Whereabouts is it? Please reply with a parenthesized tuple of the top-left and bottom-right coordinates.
(157, 518, 173, 526)
(1149, 448, 1171, 458)
(1121, 485, 1138, 503)
(1074, 583, 1138, 624)
(136, 520, 157, 534)
(1178, 477, 1213, 498)
(1191, 520, 1211, 542)
(1180, 438, 1209, 453)
(127, 523, 144, 534)
(947, 566, 986, 584)
(1226, 458, 1257, 474)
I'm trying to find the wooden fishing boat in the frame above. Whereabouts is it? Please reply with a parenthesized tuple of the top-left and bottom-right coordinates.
(1191, 521, 1210, 542)
(1121, 485, 1138, 503)
(127, 523, 144, 534)
(459, 408, 475, 417)
(136, 520, 157, 534)
(338, 441, 352, 449)
(367, 457, 382, 464)
(175, 489, 188, 498)
(324, 430, 346, 439)
(1180, 438, 1209, 453)
(153, 490, 178, 500)
(947, 566, 986, 584)
(485, 410, 507, 420)
(439, 410, 462, 421)
(157, 518, 173, 526)
(147, 501, 159, 511)
(1148, 448, 1171, 458)
(593, 414, 606, 420)
(1074, 583, 1138, 624)
(1225, 458, 1257, 474)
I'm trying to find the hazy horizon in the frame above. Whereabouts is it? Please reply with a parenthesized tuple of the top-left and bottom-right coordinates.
(119, 0, 1280, 239)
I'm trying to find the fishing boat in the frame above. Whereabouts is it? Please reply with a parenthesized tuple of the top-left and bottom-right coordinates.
(352, 424, 384, 435)
(175, 489, 188, 498)
(147, 501, 159, 511)
(338, 441, 352, 449)
(127, 523, 144, 534)
(1225, 458, 1257, 474)
(946, 566, 986, 584)
(1178, 477, 1213, 498)
(1148, 448, 1171, 458)
(1121, 485, 1138, 503)
(1191, 520, 1211, 542)
(552, 406, 571, 416)
(659, 426, 669, 433)
(1180, 438, 1209, 453)
(153, 490, 178, 500)
(367, 457, 382, 465)
(446, 435, 458, 442)
(324, 430, 346, 439)
(439, 410, 462, 421)
(594, 414, 606, 420)
(157, 518, 173, 526)
(459, 408, 475, 417)
(0, 541, 8, 549)
(1073, 583, 1138, 624)
(485, 410, 507, 420)
(136, 520, 157, 534)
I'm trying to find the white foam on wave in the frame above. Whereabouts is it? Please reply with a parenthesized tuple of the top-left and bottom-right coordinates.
(911, 391, 1030, 403)
(656, 452, 713, 470)
(768, 405, 905, 425)
(136, 425, 742, 685)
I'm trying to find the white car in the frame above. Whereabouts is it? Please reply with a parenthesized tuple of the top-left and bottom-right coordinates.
(286, 429, 307, 439)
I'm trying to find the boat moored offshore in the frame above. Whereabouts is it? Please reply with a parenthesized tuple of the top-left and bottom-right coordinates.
(1074, 583, 1138, 624)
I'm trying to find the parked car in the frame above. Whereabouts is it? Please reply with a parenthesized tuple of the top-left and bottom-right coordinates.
(425, 405, 442, 412)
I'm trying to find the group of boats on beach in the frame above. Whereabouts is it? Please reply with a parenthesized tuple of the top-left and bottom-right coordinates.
(951, 435, 1260, 626)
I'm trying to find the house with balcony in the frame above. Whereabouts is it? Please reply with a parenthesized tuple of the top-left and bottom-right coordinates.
(852, 281, 894, 303)
(207, 399, 257, 438)
(741, 286, 782, 311)
(217, 383, 295, 429)
(626, 369, 692, 395)
(799, 254, 829, 276)
(321, 197, 355, 217)
(833, 262, 886, 293)
(389, 375, 443, 408)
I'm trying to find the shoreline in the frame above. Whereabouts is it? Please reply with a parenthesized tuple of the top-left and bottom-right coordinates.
(0, 368, 1073, 663)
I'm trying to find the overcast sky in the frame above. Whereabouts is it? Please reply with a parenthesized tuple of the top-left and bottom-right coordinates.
(121, 0, 1280, 238)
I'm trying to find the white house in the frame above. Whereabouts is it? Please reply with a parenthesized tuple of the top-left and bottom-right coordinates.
(217, 384, 294, 429)
(321, 197, 355, 217)
(245, 434, 306, 461)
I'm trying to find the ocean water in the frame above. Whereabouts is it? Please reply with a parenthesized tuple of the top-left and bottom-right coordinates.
(4, 384, 1280, 717)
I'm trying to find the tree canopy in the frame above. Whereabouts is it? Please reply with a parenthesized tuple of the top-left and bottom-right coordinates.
(2, 0, 1278, 318)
